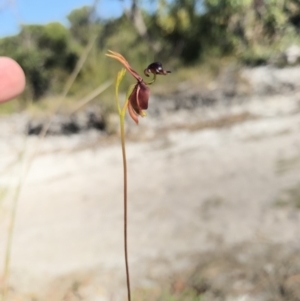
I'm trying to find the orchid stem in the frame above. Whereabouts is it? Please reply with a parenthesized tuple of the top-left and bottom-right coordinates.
(115, 68, 131, 301)
(146, 73, 156, 85)
(119, 115, 131, 301)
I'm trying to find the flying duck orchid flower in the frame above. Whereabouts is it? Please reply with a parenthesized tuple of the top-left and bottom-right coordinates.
(144, 62, 171, 77)
(106, 50, 170, 124)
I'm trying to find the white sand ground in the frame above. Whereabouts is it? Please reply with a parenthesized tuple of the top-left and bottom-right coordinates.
(0, 93, 300, 300)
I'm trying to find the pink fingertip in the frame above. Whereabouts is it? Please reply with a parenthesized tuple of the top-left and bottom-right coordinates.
(0, 57, 26, 103)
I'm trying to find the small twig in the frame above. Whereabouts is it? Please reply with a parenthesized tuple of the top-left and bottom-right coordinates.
(61, 33, 98, 99)
(1, 138, 27, 301)
(70, 80, 112, 115)
(0, 20, 102, 300)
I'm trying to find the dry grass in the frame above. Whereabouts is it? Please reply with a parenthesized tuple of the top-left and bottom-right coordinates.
(126, 243, 300, 301)
(275, 183, 300, 209)
(276, 156, 300, 175)
(4, 243, 300, 301)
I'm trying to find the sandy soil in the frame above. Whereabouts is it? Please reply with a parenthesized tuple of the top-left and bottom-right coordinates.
(0, 93, 300, 300)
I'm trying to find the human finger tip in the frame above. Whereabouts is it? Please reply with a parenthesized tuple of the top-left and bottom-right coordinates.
(0, 57, 26, 103)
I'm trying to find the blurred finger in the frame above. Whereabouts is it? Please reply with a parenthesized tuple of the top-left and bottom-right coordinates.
(0, 57, 25, 103)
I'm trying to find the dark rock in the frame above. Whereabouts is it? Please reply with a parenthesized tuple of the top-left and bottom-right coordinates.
(87, 112, 105, 131)
(61, 118, 80, 135)
(27, 121, 43, 135)
(26, 109, 106, 136)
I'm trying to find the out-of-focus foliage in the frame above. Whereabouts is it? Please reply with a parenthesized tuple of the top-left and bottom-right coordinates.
(68, 6, 101, 45)
(1, 0, 300, 102)
(155, 0, 203, 62)
(0, 22, 78, 100)
(202, 0, 300, 63)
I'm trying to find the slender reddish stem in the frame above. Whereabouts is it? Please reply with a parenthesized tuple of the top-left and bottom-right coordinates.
(120, 118, 131, 301)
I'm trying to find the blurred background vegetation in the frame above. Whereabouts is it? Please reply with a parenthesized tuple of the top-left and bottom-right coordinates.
(1, 0, 300, 112)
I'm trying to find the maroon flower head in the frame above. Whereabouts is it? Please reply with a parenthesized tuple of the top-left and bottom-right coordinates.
(106, 50, 170, 124)
(127, 81, 150, 124)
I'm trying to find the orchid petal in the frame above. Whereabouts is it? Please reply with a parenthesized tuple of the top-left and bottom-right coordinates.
(128, 100, 139, 124)
(106, 50, 142, 82)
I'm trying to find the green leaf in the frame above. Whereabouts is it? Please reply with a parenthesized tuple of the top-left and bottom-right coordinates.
(115, 68, 126, 115)
(121, 84, 135, 117)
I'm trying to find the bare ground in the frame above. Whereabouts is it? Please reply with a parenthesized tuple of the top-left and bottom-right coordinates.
(0, 93, 300, 300)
